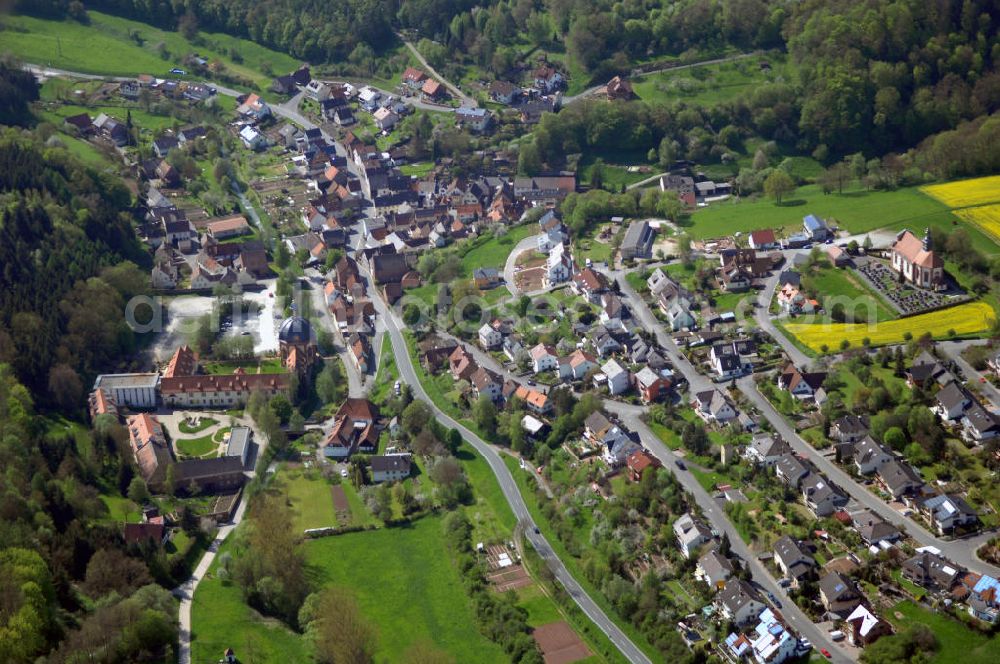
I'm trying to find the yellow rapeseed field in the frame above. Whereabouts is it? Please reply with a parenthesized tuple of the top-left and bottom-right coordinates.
(922, 176, 1000, 208)
(957, 204, 1000, 243)
(784, 302, 996, 353)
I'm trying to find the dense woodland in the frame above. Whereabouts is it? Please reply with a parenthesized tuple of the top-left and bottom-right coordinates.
(0, 124, 149, 402)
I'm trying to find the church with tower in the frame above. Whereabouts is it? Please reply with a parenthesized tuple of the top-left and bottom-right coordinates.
(278, 316, 320, 378)
(890, 228, 944, 290)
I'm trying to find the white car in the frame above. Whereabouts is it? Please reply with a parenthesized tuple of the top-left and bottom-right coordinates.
(340, 467, 349, 478)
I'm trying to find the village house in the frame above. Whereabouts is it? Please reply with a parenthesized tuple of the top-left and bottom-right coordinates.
(902, 551, 962, 593)
(532, 64, 564, 93)
(402, 67, 428, 89)
(852, 436, 894, 475)
(529, 343, 559, 374)
(488, 79, 519, 105)
(803, 214, 830, 241)
(659, 174, 696, 207)
(775, 454, 812, 488)
(626, 449, 661, 482)
(693, 389, 737, 424)
(572, 268, 610, 303)
(818, 572, 862, 618)
(455, 107, 492, 132)
(934, 381, 973, 421)
(370, 455, 412, 483)
(558, 349, 598, 381)
(802, 474, 848, 517)
(716, 579, 766, 627)
(604, 75, 634, 100)
(831, 414, 869, 443)
(748, 229, 779, 251)
(744, 433, 792, 466)
(773, 536, 816, 588)
(920, 493, 977, 534)
(600, 427, 640, 467)
(470, 367, 503, 403)
(845, 605, 892, 648)
(600, 359, 630, 396)
(635, 367, 670, 403)
(479, 323, 503, 350)
(322, 399, 380, 459)
(777, 364, 827, 404)
(513, 385, 552, 415)
(724, 607, 798, 664)
(237, 93, 271, 120)
(696, 549, 734, 590)
(674, 513, 713, 559)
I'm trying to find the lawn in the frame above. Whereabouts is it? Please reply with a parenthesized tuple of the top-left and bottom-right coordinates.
(801, 265, 896, 323)
(784, 301, 996, 352)
(281, 469, 339, 532)
(203, 358, 284, 374)
(632, 54, 797, 107)
(2, 11, 299, 90)
(399, 161, 435, 177)
(39, 103, 176, 133)
(179, 417, 218, 435)
(458, 224, 536, 277)
(886, 600, 997, 664)
(176, 434, 218, 458)
(685, 185, 957, 240)
(190, 539, 310, 664)
(306, 515, 509, 663)
(101, 494, 141, 523)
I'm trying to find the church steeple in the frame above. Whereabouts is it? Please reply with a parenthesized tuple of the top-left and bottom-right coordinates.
(923, 228, 931, 251)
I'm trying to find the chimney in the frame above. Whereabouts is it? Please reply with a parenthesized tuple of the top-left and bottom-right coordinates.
(923, 228, 931, 251)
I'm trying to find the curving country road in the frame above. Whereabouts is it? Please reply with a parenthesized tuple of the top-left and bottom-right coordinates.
(360, 261, 653, 664)
(561, 51, 760, 105)
(396, 34, 476, 107)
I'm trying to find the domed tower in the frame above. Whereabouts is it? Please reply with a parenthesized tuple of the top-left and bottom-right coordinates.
(278, 316, 318, 377)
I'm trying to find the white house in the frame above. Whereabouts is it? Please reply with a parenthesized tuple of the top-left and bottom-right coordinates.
(602, 359, 630, 395)
(558, 349, 598, 381)
(370, 454, 411, 483)
(373, 107, 399, 131)
(744, 433, 792, 466)
(674, 513, 713, 559)
(478, 324, 502, 350)
(693, 389, 737, 424)
(239, 125, 265, 150)
(717, 580, 767, 627)
(544, 242, 573, 286)
(853, 436, 894, 475)
(530, 344, 559, 373)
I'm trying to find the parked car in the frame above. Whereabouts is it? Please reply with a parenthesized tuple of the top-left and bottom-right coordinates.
(821, 648, 832, 658)
(169, 68, 186, 75)
(675, 460, 686, 470)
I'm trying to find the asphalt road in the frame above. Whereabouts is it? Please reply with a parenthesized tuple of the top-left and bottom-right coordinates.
(360, 261, 653, 664)
(608, 267, 713, 394)
(737, 376, 1000, 577)
(604, 401, 852, 664)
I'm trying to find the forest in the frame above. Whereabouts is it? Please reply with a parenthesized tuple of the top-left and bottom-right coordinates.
(0, 67, 149, 403)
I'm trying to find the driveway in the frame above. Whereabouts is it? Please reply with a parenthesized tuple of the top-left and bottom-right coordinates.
(503, 233, 542, 295)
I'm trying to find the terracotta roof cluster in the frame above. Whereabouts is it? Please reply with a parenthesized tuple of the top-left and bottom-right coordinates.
(160, 373, 289, 394)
